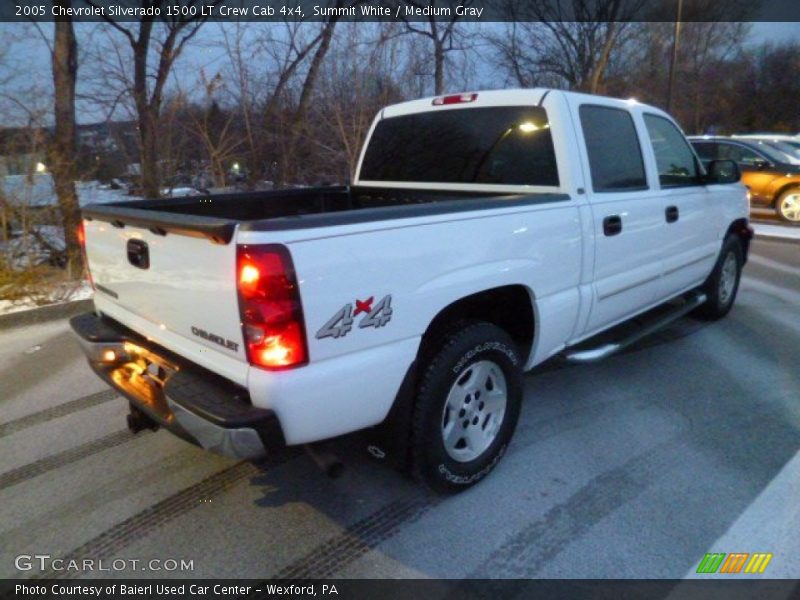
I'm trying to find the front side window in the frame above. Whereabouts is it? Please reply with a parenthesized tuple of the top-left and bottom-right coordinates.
(643, 114, 701, 187)
(579, 105, 647, 192)
(768, 141, 800, 159)
(359, 106, 559, 186)
(691, 142, 719, 161)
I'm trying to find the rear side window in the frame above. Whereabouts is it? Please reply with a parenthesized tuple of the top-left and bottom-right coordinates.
(359, 106, 559, 186)
(643, 115, 701, 186)
(579, 105, 647, 192)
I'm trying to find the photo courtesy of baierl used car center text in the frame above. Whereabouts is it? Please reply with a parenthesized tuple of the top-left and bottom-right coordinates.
(0, 0, 799, 598)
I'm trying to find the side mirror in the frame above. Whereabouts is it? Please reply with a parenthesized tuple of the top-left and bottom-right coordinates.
(705, 159, 740, 184)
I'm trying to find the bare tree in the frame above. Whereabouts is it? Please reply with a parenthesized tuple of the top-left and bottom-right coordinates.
(401, 0, 473, 94)
(178, 71, 244, 188)
(603, 0, 752, 130)
(49, 1, 81, 275)
(0, 23, 73, 280)
(313, 24, 406, 180)
(281, 4, 344, 184)
(218, 14, 345, 187)
(681, 22, 749, 131)
(88, 1, 220, 197)
(488, 0, 646, 93)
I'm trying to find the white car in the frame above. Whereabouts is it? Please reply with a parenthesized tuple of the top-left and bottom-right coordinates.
(71, 89, 750, 492)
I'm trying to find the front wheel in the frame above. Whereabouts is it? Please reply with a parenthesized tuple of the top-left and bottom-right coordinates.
(694, 235, 743, 321)
(411, 322, 523, 493)
(776, 188, 800, 224)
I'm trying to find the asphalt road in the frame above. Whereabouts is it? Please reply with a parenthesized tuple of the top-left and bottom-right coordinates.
(1, 236, 799, 581)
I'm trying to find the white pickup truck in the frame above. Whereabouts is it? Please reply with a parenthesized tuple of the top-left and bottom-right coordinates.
(71, 89, 751, 492)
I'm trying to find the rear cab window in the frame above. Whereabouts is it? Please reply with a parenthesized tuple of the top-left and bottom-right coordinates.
(359, 106, 559, 187)
(579, 105, 647, 193)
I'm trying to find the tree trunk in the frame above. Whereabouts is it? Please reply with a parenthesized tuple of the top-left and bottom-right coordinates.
(293, 19, 338, 130)
(138, 109, 161, 198)
(434, 41, 445, 94)
(131, 20, 160, 198)
(50, 6, 81, 277)
(588, 23, 617, 94)
(281, 16, 339, 185)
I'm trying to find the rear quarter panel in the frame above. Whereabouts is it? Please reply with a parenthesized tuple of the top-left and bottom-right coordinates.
(239, 200, 583, 371)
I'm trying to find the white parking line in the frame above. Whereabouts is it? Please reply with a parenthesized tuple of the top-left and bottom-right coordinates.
(747, 254, 800, 279)
(753, 223, 800, 240)
(682, 448, 800, 579)
(740, 275, 800, 306)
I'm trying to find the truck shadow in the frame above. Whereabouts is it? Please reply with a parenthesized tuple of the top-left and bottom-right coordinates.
(242, 303, 800, 578)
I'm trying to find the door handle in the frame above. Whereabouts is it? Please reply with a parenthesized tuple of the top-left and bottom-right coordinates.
(127, 239, 150, 269)
(603, 215, 622, 237)
(665, 205, 679, 223)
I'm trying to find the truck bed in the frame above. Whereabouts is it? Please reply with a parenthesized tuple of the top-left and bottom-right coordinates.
(81, 186, 568, 243)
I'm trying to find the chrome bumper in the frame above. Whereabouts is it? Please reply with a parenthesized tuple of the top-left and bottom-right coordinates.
(70, 312, 284, 460)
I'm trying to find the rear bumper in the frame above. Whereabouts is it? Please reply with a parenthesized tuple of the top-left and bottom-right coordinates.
(69, 312, 284, 459)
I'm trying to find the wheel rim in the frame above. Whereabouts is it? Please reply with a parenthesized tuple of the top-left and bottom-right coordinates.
(441, 360, 507, 463)
(779, 193, 800, 222)
(718, 252, 738, 306)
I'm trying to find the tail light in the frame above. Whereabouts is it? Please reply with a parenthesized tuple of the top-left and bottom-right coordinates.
(78, 221, 95, 289)
(236, 244, 308, 370)
(432, 93, 478, 106)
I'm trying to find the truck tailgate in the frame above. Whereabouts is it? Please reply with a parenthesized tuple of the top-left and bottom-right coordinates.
(83, 219, 247, 378)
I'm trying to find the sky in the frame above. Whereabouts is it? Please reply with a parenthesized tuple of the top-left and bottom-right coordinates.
(748, 22, 800, 42)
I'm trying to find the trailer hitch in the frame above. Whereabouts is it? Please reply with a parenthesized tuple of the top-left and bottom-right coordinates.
(126, 402, 160, 434)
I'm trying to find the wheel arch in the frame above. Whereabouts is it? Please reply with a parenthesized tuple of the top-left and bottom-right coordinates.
(364, 284, 536, 470)
(416, 284, 536, 366)
(771, 181, 800, 207)
(724, 218, 753, 263)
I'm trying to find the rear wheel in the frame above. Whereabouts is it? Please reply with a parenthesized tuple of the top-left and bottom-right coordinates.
(411, 321, 523, 493)
(776, 188, 800, 223)
(694, 235, 743, 321)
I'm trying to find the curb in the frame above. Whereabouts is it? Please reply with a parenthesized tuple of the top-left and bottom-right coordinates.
(754, 234, 800, 246)
(0, 298, 93, 331)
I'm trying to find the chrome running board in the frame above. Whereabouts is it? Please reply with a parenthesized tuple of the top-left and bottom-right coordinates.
(563, 291, 707, 364)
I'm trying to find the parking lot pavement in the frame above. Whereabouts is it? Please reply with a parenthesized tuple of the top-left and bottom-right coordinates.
(753, 222, 800, 242)
(0, 237, 798, 580)
(750, 207, 800, 231)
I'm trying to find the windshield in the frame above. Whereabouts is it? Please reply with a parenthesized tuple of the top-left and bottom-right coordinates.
(359, 106, 559, 186)
(748, 140, 792, 163)
(765, 140, 800, 159)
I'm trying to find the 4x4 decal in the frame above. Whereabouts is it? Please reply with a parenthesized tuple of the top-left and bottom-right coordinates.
(316, 295, 393, 340)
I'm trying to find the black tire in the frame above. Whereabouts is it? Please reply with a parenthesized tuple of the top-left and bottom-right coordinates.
(694, 235, 743, 321)
(411, 321, 523, 494)
(776, 188, 800, 224)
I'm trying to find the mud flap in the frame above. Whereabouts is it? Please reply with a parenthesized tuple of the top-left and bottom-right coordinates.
(360, 361, 418, 472)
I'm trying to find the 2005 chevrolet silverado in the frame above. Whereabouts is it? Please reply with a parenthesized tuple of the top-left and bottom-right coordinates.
(71, 89, 751, 492)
